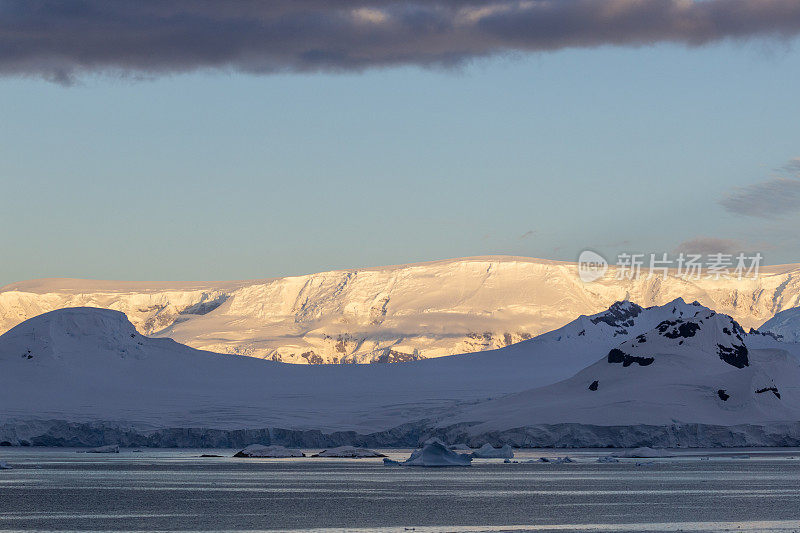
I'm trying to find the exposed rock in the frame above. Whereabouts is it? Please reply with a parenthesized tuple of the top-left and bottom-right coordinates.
(755, 387, 781, 399)
(373, 348, 425, 364)
(300, 351, 324, 365)
(717, 343, 749, 368)
(607, 348, 654, 367)
(590, 301, 644, 331)
(658, 320, 700, 339)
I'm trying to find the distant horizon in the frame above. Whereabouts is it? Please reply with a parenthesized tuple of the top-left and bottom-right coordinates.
(3, 252, 799, 289)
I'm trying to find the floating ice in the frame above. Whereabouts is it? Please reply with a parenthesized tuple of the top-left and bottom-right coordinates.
(400, 441, 472, 467)
(81, 445, 119, 454)
(312, 446, 385, 458)
(612, 447, 671, 458)
(470, 443, 514, 459)
(233, 444, 304, 458)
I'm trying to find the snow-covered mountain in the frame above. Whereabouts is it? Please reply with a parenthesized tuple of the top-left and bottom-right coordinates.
(760, 306, 800, 342)
(2, 257, 800, 364)
(435, 308, 800, 446)
(0, 301, 694, 435)
(3, 300, 800, 447)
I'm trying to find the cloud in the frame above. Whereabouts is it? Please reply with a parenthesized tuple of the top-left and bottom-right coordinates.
(720, 159, 800, 218)
(674, 237, 746, 255)
(779, 158, 800, 175)
(3, 0, 800, 83)
(519, 229, 537, 239)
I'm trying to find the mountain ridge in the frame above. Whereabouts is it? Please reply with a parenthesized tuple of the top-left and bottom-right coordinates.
(3, 301, 800, 448)
(3, 255, 800, 364)
(437, 310, 800, 437)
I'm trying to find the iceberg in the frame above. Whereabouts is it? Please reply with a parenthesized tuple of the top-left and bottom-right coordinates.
(401, 441, 472, 467)
(0, 461, 12, 469)
(312, 446, 385, 458)
(612, 447, 671, 458)
(470, 443, 514, 459)
(448, 443, 472, 451)
(233, 444, 304, 458)
(81, 445, 119, 454)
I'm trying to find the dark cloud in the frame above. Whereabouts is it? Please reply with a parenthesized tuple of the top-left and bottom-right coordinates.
(674, 237, 745, 255)
(2, 0, 800, 83)
(720, 159, 800, 218)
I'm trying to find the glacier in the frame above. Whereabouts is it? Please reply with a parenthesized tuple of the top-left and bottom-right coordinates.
(761, 306, 800, 342)
(2, 256, 800, 364)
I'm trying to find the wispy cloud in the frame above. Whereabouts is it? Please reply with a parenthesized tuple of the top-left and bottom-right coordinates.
(720, 158, 800, 218)
(519, 230, 537, 240)
(3, 1, 800, 83)
(779, 158, 800, 175)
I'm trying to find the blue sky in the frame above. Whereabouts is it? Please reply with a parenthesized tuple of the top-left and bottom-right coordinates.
(1, 39, 799, 285)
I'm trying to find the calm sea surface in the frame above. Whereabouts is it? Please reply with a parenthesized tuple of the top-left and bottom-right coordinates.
(2, 448, 800, 532)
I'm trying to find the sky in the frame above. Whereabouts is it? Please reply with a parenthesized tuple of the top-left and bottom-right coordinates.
(1, 1, 800, 286)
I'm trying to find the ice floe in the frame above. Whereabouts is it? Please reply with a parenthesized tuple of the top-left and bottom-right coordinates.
(233, 444, 305, 458)
(80, 445, 119, 454)
(312, 446, 385, 458)
(612, 447, 671, 458)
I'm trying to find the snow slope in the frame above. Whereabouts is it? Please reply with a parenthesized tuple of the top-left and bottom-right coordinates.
(439, 310, 800, 435)
(2, 256, 800, 364)
(760, 307, 800, 342)
(0, 300, 727, 433)
(3, 303, 800, 447)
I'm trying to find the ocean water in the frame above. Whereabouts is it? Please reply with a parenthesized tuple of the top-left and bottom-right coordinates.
(2, 448, 800, 532)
